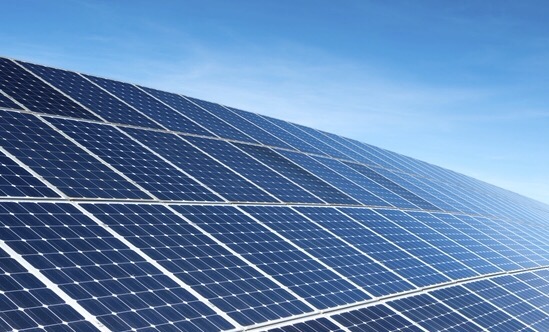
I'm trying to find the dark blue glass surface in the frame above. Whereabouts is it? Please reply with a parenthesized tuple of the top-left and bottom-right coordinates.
(243, 205, 413, 297)
(0, 93, 22, 109)
(171, 205, 366, 310)
(332, 304, 422, 332)
(268, 318, 343, 332)
(185, 136, 322, 203)
(0, 58, 98, 120)
(0, 111, 149, 199)
(21, 61, 161, 128)
(189, 97, 295, 149)
(50, 117, 220, 202)
(0, 202, 234, 332)
(142, 87, 258, 143)
(84, 74, 212, 135)
(83, 203, 312, 326)
(124, 127, 278, 203)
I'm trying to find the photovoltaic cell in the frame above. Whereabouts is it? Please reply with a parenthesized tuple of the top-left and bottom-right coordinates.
(171, 205, 366, 310)
(0, 92, 22, 109)
(141, 87, 258, 143)
(0, 151, 59, 198)
(268, 318, 343, 332)
(388, 293, 478, 331)
(82, 203, 312, 326)
(0, 202, 234, 332)
(339, 208, 449, 287)
(277, 149, 389, 206)
(242, 205, 413, 297)
(188, 98, 295, 149)
(84, 75, 212, 135)
(0, 247, 98, 331)
(185, 136, 322, 203)
(465, 279, 549, 330)
(20, 61, 161, 128)
(0, 111, 149, 199)
(374, 209, 476, 280)
(49, 117, 220, 202)
(0, 58, 99, 120)
(228, 107, 327, 155)
(123, 127, 277, 203)
(236, 143, 358, 205)
(431, 285, 530, 331)
(332, 304, 422, 332)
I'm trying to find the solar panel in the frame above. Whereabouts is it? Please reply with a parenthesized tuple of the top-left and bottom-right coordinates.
(1, 56, 548, 331)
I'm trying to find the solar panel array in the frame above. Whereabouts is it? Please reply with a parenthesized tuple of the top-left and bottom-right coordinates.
(0, 56, 548, 331)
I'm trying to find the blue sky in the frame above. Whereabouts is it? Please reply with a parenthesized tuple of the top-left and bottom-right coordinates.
(2, 0, 548, 204)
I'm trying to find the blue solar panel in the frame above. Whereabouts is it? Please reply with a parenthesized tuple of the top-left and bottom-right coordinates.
(235, 143, 359, 205)
(141, 87, 258, 143)
(277, 149, 391, 206)
(184, 136, 322, 203)
(0, 151, 60, 198)
(171, 205, 367, 310)
(339, 208, 449, 287)
(0, 91, 22, 110)
(332, 303, 422, 332)
(0, 111, 149, 199)
(20, 61, 161, 129)
(227, 107, 327, 155)
(123, 127, 278, 203)
(84, 75, 212, 135)
(431, 285, 531, 331)
(189, 98, 296, 149)
(0, 247, 98, 331)
(0, 202, 234, 331)
(388, 293, 478, 331)
(49, 117, 220, 202)
(1, 57, 548, 331)
(82, 203, 312, 326)
(465, 279, 549, 330)
(0, 58, 99, 120)
(268, 318, 343, 332)
(242, 205, 413, 297)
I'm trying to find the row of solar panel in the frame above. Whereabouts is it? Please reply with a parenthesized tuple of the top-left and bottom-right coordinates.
(0, 201, 548, 330)
(1, 56, 547, 229)
(2, 227, 548, 332)
(0, 105, 546, 235)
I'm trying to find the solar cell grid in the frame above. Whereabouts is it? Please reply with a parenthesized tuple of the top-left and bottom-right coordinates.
(0, 151, 60, 198)
(49, 117, 220, 202)
(465, 279, 549, 330)
(331, 303, 422, 332)
(236, 143, 358, 205)
(0, 91, 22, 109)
(185, 136, 322, 204)
(338, 207, 449, 287)
(84, 75, 212, 136)
(277, 149, 390, 206)
(0, 58, 98, 120)
(0, 111, 149, 199)
(123, 127, 277, 203)
(374, 209, 477, 280)
(267, 317, 343, 332)
(242, 205, 413, 297)
(193, 101, 296, 149)
(388, 293, 478, 331)
(431, 285, 530, 331)
(0, 247, 98, 331)
(171, 204, 367, 310)
(228, 107, 327, 155)
(141, 87, 258, 143)
(19, 61, 161, 128)
(496, 274, 549, 315)
(82, 203, 312, 326)
(0, 202, 234, 332)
